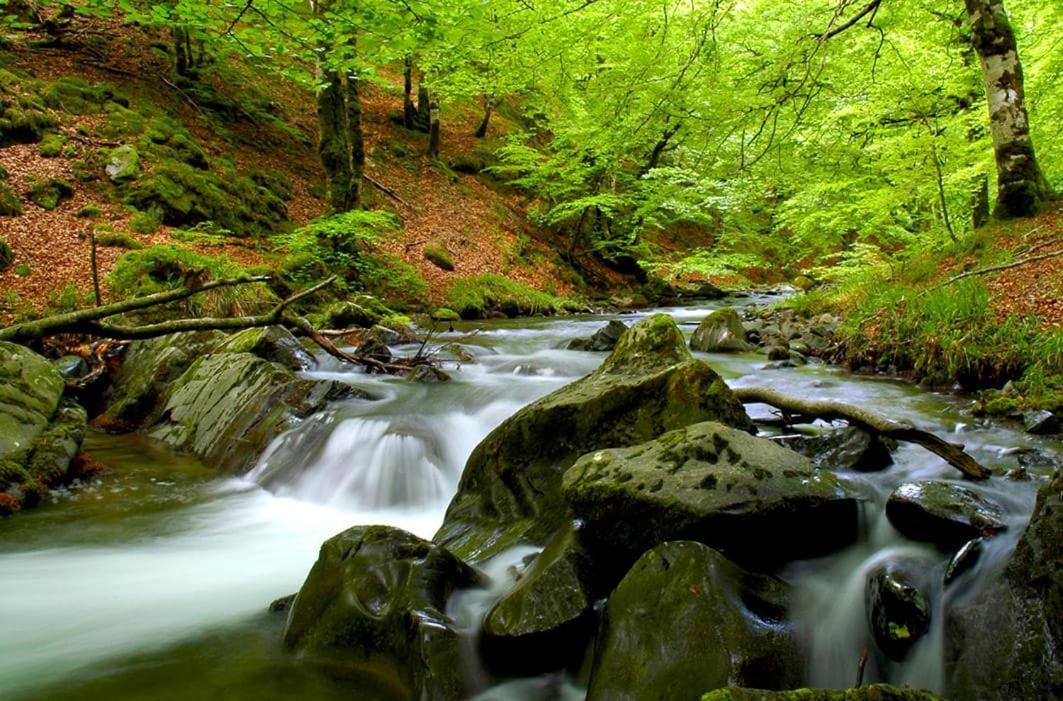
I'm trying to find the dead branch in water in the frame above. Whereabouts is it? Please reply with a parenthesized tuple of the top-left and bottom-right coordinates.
(734, 387, 991, 480)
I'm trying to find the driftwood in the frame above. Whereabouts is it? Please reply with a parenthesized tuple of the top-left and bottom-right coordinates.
(0, 275, 424, 375)
(734, 387, 991, 480)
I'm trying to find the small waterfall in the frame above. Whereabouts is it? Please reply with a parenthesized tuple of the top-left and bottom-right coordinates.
(249, 412, 482, 511)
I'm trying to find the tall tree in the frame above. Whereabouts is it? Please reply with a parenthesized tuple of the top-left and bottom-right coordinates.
(963, 0, 1052, 218)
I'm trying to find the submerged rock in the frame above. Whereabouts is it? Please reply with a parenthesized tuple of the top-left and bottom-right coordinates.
(865, 560, 932, 660)
(689, 307, 753, 353)
(586, 541, 801, 701)
(944, 537, 983, 586)
(885, 481, 1006, 549)
(284, 525, 484, 701)
(406, 365, 451, 383)
(701, 685, 944, 700)
(946, 473, 1063, 700)
(434, 313, 752, 562)
(147, 352, 361, 473)
(567, 319, 628, 352)
(562, 421, 861, 565)
(773, 427, 895, 472)
(356, 336, 392, 366)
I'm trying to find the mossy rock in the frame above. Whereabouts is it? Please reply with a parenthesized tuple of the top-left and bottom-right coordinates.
(690, 307, 753, 353)
(0, 182, 22, 216)
(214, 326, 315, 371)
(43, 77, 125, 115)
(283, 525, 484, 701)
(563, 421, 861, 566)
(586, 541, 801, 701)
(434, 314, 753, 562)
(567, 319, 628, 352)
(99, 331, 227, 431)
(424, 240, 456, 271)
(773, 426, 895, 472)
(28, 177, 74, 210)
(147, 352, 360, 473)
(0, 237, 13, 270)
(314, 296, 393, 329)
(0, 342, 65, 464)
(431, 307, 460, 322)
(106, 144, 140, 181)
(0, 80, 57, 145)
(38, 132, 66, 158)
(26, 398, 87, 487)
(701, 686, 945, 700)
(885, 480, 1007, 550)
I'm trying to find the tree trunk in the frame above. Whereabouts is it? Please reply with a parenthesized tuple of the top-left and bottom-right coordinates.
(427, 95, 441, 158)
(173, 27, 194, 77)
(963, 0, 1052, 218)
(971, 172, 990, 228)
(416, 84, 431, 132)
(403, 58, 417, 130)
(317, 70, 364, 212)
(474, 98, 492, 138)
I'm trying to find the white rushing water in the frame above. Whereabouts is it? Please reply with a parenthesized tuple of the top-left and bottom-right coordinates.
(0, 298, 1057, 700)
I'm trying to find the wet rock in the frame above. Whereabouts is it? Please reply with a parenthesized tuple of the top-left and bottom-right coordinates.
(701, 685, 944, 700)
(105, 144, 139, 181)
(586, 542, 801, 701)
(356, 336, 392, 366)
(98, 331, 224, 431)
(148, 352, 362, 473)
(567, 319, 628, 352)
(1023, 409, 1060, 435)
(1004, 466, 1031, 481)
(563, 421, 861, 566)
(23, 398, 87, 489)
(946, 473, 1063, 700)
(215, 325, 315, 371)
(481, 522, 595, 673)
(284, 525, 484, 701)
(773, 427, 895, 472)
(1016, 448, 1061, 472)
(0, 341, 65, 462)
(435, 313, 753, 562)
(315, 295, 390, 329)
(866, 561, 932, 660)
(689, 307, 753, 353)
(52, 354, 89, 380)
(406, 365, 451, 383)
(268, 593, 296, 613)
(944, 537, 983, 586)
(370, 324, 408, 346)
(885, 481, 1007, 549)
(766, 345, 790, 361)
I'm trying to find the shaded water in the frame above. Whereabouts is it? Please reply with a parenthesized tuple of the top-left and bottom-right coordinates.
(0, 297, 1058, 700)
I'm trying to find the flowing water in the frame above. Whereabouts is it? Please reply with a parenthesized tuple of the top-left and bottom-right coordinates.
(0, 298, 1059, 700)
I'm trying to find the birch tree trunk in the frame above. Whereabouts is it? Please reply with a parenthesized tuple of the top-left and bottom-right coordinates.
(964, 0, 1052, 218)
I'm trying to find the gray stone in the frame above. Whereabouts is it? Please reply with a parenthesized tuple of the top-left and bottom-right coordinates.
(690, 307, 753, 353)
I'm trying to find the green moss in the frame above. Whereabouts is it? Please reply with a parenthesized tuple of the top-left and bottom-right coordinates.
(423, 240, 455, 271)
(27, 177, 74, 210)
(0, 70, 57, 144)
(129, 208, 161, 234)
(43, 77, 125, 115)
(38, 132, 66, 157)
(75, 204, 102, 219)
(360, 252, 428, 311)
(431, 307, 461, 321)
(445, 274, 564, 319)
(95, 231, 144, 250)
(0, 182, 21, 216)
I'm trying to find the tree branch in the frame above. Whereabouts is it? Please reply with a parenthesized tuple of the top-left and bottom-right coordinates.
(925, 247, 1063, 294)
(815, 0, 883, 40)
(734, 387, 991, 480)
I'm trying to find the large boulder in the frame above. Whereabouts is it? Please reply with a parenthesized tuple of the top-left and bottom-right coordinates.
(690, 308, 753, 353)
(885, 481, 1006, 549)
(0, 341, 65, 462)
(434, 314, 753, 562)
(562, 421, 861, 566)
(147, 352, 360, 473)
(0, 342, 88, 514)
(480, 522, 596, 672)
(567, 320, 628, 352)
(701, 686, 944, 700)
(586, 541, 802, 701)
(283, 525, 484, 701)
(98, 331, 224, 431)
(946, 473, 1063, 700)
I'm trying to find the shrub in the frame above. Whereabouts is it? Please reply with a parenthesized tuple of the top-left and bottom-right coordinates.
(278, 210, 400, 277)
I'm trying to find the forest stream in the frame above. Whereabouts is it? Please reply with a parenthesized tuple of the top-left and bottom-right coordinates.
(1, 297, 1059, 701)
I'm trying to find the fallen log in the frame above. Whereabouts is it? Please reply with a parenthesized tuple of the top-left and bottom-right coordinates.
(733, 386, 991, 480)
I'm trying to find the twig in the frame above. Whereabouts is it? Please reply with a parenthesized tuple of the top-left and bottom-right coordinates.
(856, 646, 869, 687)
(363, 173, 409, 206)
(925, 248, 1063, 294)
(161, 76, 207, 117)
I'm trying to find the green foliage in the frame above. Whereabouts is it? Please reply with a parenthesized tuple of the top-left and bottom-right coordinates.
(278, 210, 399, 277)
(129, 208, 162, 234)
(359, 252, 428, 311)
(75, 204, 102, 218)
(445, 274, 563, 319)
(38, 131, 65, 157)
(94, 230, 144, 250)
